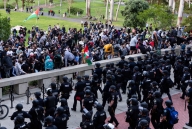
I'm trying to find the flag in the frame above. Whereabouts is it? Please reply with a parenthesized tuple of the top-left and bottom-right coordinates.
(84, 45, 92, 65)
(24, 9, 39, 22)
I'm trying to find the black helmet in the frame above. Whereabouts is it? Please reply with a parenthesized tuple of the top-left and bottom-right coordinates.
(129, 80, 135, 85)
(44, 116, 54, 123)
(106, 74, 112, 80)
(116, 68, 121, 73)
(166, 59, 170, 64)
(141, 108, 149, 115)
(138, 119, 149, 128)
(146, 65, 152, 71)
(137, 56, 142, 61)
(85, 112, 92, 120)
(60, 98, 67, 106)
(165, 50, 168, 54)
(84, 86, 91, 91)
(129, 57, 134, 61)
(163, 70, 169, 75)
(32, 100, 39, 107)
(50, 83, 56, 89)
(34, 92, 41, 98)
(96, 104, 103, 111)
(46, 88, 52, 95)
(133, 66, 139, 71)
(93, 74, 98, 79)
(131, 98, 138, 105)
(183, 67, 189, 72)
(85, 89, 91, 95)
(121, 55, 125, 59)
(110, 63, 114, 67)
(15, 103, 23, 110)
(154, 91, 161, 98)
(188, 80, 192, 87)
(63, 76, 68, 82)
(55, 107, 64, 114)
(143, 71, 149, 77)
(15, 115, 24, 124)
(109, 85, 116, 91)
(107, 70, 112, 74)
(131, 95, 138, 99)
(165, 100, 173, 107)
(151, 81, 158, 87)
(95, 63, 101, 67)
(140, 102, 148, 109)
(84, 75, 89, 79)
(77, 76, 81, 80)
(106, 63, 110, 67)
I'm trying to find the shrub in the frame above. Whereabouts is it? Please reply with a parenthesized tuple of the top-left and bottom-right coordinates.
(0, 3, 14, 9)
(67, 7, 84, 15)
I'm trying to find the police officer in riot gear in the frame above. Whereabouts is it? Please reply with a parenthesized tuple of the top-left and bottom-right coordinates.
(150, 91, 163, 129)
(115, 68, 123, 101)
(28, 100, 44, 129)
(44, 116, 57, 129)
(83, 75, 92, 88)
(181, 67, 191, 99)
(93, 104, 107, 129)
(14, 115, 29, 129)
(44, 88, 56, 117)
(127, 80, 136, 99)
(152, 61, 162, 83)
(60, 98, 70, 117)
(116, 55, 128, 69)
(136, 119, 150, 129)
(186, 80, 192, 127)
(138, 108, 150, 127)
(136, 56, 144, 73)
(110, 63, 117, 74)
(59, 76, 73, 100)
(82, 90, 94, 121)
(102, 74, 114, 107)
(102, 63, 111, 84)
(11, 104, 31, 122)
(159, 70, 172, 102)
(128, 57, 137, 71)
(145, 65, 155, 81)
(185, 52, 191, 67)
(141, 71, 152, 102)
(108, 85, 119, 127)
(54, 107, 69, 129)
(174, 59, 183, 89)
(122, 64, 132, 94)
(72, 76, 86, 112)
(140, 102, 148, 109)
(126, 98, 140, 129)
(50, 83, 59, 105)
(132, 66, 142, 101)
(163, 50, 171, 61)
(34, 92, 44, 107)
(170, 48, 177, 67)
(91, 74, 102, 98)
(80, 112, 94, 129)
(94, 63, 102, 81)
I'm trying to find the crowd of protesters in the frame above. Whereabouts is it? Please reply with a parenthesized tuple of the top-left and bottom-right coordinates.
(0, 21, 192, 79)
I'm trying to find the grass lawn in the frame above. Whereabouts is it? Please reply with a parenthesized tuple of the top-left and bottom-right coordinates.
(0, 10, 82, 31)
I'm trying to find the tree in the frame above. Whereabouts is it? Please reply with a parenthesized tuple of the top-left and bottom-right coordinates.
(121, 0, 149, 28)
(67, 0, 72, 16)
(0, 14, 11, 41)
(21, 0, 25, 11)
(15, 0, 19, 10)
(137, 4, 175, 29)
(181, 16, 192, 32)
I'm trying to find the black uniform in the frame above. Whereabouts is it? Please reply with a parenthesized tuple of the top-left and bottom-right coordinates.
(54, 114, 69, 129)
(186, 87, 192, 126)
(160, 75, 172, 102)
(44, 95, 56, 117)
(11, 111, 31, 121)
(181, 71, 191, 98)
(122, 65, 132, 93)
(82, 96, 94, 121)
(59, 81, 72, 99)
(14, 123, 29, 129)
(91, 78, 101, 98)
(141, 77, 151, 102)
(28, 106, 44, 129)
(45, 125, 58, 129)
(72, 80, 86, 111)
(93, 109, 107, 129)
(80, 121, 94, 129)
(132, 71, 142, 100)
(102, 79, 113, 107)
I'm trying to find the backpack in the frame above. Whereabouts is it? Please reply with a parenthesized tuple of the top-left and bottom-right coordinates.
(166, 77, 174, 88)
(167, 107, 179, 125)
(54, 55, 61, 63)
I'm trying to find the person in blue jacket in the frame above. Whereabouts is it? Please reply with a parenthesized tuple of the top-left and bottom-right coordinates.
(45, 55, 54, 71)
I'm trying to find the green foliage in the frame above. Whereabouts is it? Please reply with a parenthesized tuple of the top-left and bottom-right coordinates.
(67, 7, 84, 15)
(137, 4, 175, 29)
(29, 80, 38, 86)
(181, 16, 192, 32)
(0, 3, 14, 9)
(0, 13, 11, 41)
(2, 86, 10, 95)
(25, 0, 35, 7)
(121, 0, 149, 28)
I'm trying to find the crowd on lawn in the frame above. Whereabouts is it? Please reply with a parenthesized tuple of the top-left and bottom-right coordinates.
(0, 21, 192, 79)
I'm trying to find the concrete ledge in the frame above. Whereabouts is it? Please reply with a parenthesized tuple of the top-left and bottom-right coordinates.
(183, 125, 192, 129)
(14, 83, 28, 94)
(0, 88, 2, 99)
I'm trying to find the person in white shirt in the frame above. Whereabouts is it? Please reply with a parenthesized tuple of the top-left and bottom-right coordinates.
(129, 34, 138, 55)
(15, 59, 26, 76)
(7, 48, 13, 56)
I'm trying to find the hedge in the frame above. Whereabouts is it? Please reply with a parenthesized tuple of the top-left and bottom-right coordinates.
(67, 7, 84, 15)
(0, 3, 14, 9)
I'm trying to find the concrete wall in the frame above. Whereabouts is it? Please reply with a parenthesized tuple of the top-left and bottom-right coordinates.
(0, 45, 191, 95)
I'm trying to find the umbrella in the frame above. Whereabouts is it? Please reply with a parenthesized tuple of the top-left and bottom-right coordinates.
(11, 25, 24, 31)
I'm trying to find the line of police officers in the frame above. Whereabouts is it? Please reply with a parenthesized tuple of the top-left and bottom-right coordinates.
(3, 47, 192, 129)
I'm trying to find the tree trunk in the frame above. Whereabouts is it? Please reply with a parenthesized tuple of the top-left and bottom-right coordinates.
(87, 0, 91, 16)
(177, 0, 184, 26)
(105, 0, 109, 20)
(189, 0, 191, 8)
(115, 0, 121, 21)
(4, 0, 7, 10)
(109, 0, 114, 21)
(169, 0, 173, 8)
(16, 0, 19, 9)
(172, 0, 175, 13)
(86, 0, 88, 16)
(22, 0, 25, 11)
